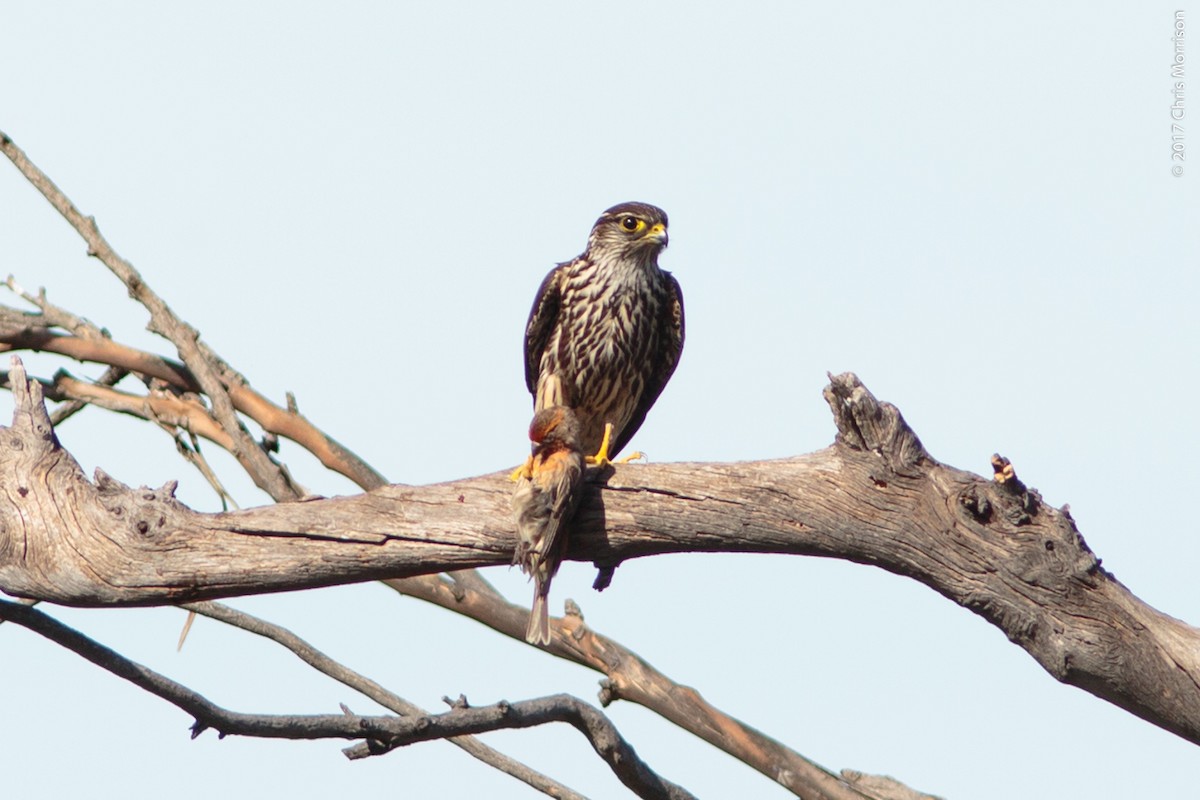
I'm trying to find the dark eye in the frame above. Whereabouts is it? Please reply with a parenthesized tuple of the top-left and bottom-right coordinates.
(621, 216, 639, 231)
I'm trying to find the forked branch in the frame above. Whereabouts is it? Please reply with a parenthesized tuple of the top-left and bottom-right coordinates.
(4, 128, 1195, 800)
(0, 599, 690, 800)
(2, 129, 880, 799)
(2, 357, 1199, 750)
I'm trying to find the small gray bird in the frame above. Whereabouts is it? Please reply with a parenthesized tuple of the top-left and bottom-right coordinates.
(523, 202, 685, 465)
(512, 406, 586, 645)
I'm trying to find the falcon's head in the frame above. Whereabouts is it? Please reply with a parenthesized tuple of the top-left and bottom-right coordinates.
(586, 202, 669, 264)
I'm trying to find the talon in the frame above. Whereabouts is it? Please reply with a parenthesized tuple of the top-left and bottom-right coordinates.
(510, 456, 534, 482)
(615, 451, 645, 464)
(586, 423, 615, 467)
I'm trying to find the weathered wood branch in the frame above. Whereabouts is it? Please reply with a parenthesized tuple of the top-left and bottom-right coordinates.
(0, 129, 946, 798)
(3, 358, 1199, 749)
(0, 368, 234, 448)
(0, 598, 688, 800)
(343, 693, 699, 800)
(387, 574, 936, 800)
(0, 303, 899, 799)
(2, 359, 1200, 748)
(386, 574, 883, 800)
(180, 600, 589, 799)
(0, 309, 384, 491)
(1, 294, 899, 800)
(1, 132, 300, 500)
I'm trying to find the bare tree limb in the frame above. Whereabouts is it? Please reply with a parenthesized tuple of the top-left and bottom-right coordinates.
(342, 694, 699, 800)
(2, 134, 800, 795)
(386, 573, 883, 800)
(3, 274, 109, 339)
(181, 601, 589, 800)
(2, 130, 613, 793)
(3, 357, 1198, 753)
(0, 368, 239, 513)
(0, 133, 300, 500)
(8, 315, 813, 793)
(59, 371, 232, 447)
(3, 276, 130, 425)
(2, 346, 890, 797)
(0, 130, 385, 493)
(0, 129, 941, 799)
(840, 771, 945, 800)
(0, 598, 689, 800)
(48, 365, 129, 426)
(0, 314, 386, 492)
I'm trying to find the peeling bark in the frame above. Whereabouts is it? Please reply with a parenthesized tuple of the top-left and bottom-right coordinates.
(2, 358, 1199, 750)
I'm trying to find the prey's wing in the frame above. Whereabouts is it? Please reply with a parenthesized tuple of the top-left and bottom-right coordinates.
(542, 448, 586, 574)
(514, 447, 585, 575)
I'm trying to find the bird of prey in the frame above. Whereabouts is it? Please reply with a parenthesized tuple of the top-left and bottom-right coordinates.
(512, 405, 586, 645)
(522, 201, 685, 465)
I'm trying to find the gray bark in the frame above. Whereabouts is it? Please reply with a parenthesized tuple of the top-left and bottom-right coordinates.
(3, 359, 1198, 750)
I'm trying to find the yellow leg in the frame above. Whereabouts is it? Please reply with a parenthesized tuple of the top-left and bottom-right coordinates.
(586, 424, 647, 466)
(509, 455, 534, 482)
(586, 423, 615, 467)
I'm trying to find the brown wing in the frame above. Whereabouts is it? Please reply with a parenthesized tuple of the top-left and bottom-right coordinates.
(611, 272, 685, 456)
(546, 448, 585, 520)
(523, 264, 568, 396)
(541, 447, 585, 574)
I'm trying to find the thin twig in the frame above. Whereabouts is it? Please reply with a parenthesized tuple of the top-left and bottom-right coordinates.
(4, 274, 107, 339)
(0, 319, 386, 490)
(166, 427, 239, 511)
(1, 130, 893, 798)
(340, 695, 698, 800)
(3, 276, 128, 425)
(2, 132, 339, 499)
(52, 371, 234, 447)
(181, 601, 588, 800)
(49, 365, 128, 425)
(388, 573, 873, 800)
(0, 599, 684, 799)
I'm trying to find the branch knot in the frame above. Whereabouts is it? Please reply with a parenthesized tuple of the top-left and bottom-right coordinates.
(823, 372, 926, 473)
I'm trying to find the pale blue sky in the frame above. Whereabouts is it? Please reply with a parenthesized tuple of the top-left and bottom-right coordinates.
(2, 3, 1198, 797)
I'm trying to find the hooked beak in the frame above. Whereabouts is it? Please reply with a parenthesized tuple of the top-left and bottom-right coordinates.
(645, 222, 668, 247)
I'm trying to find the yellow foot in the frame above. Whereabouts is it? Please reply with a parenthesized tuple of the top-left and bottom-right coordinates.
(586, 423, 615, 467)
(509, 455, 534, 482)
(615, 451, 646, 464)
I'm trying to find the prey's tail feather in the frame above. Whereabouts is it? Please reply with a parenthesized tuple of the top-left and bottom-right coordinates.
(526, 589, 551, 645)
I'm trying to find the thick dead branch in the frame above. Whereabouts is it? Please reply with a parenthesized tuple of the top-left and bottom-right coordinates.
(3, 359, 1199, 752)
(0, 598, 684, 800)
(0, 130, 939, 798)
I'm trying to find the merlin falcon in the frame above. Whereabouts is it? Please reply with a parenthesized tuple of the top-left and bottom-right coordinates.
(523, 201, 685, 465)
